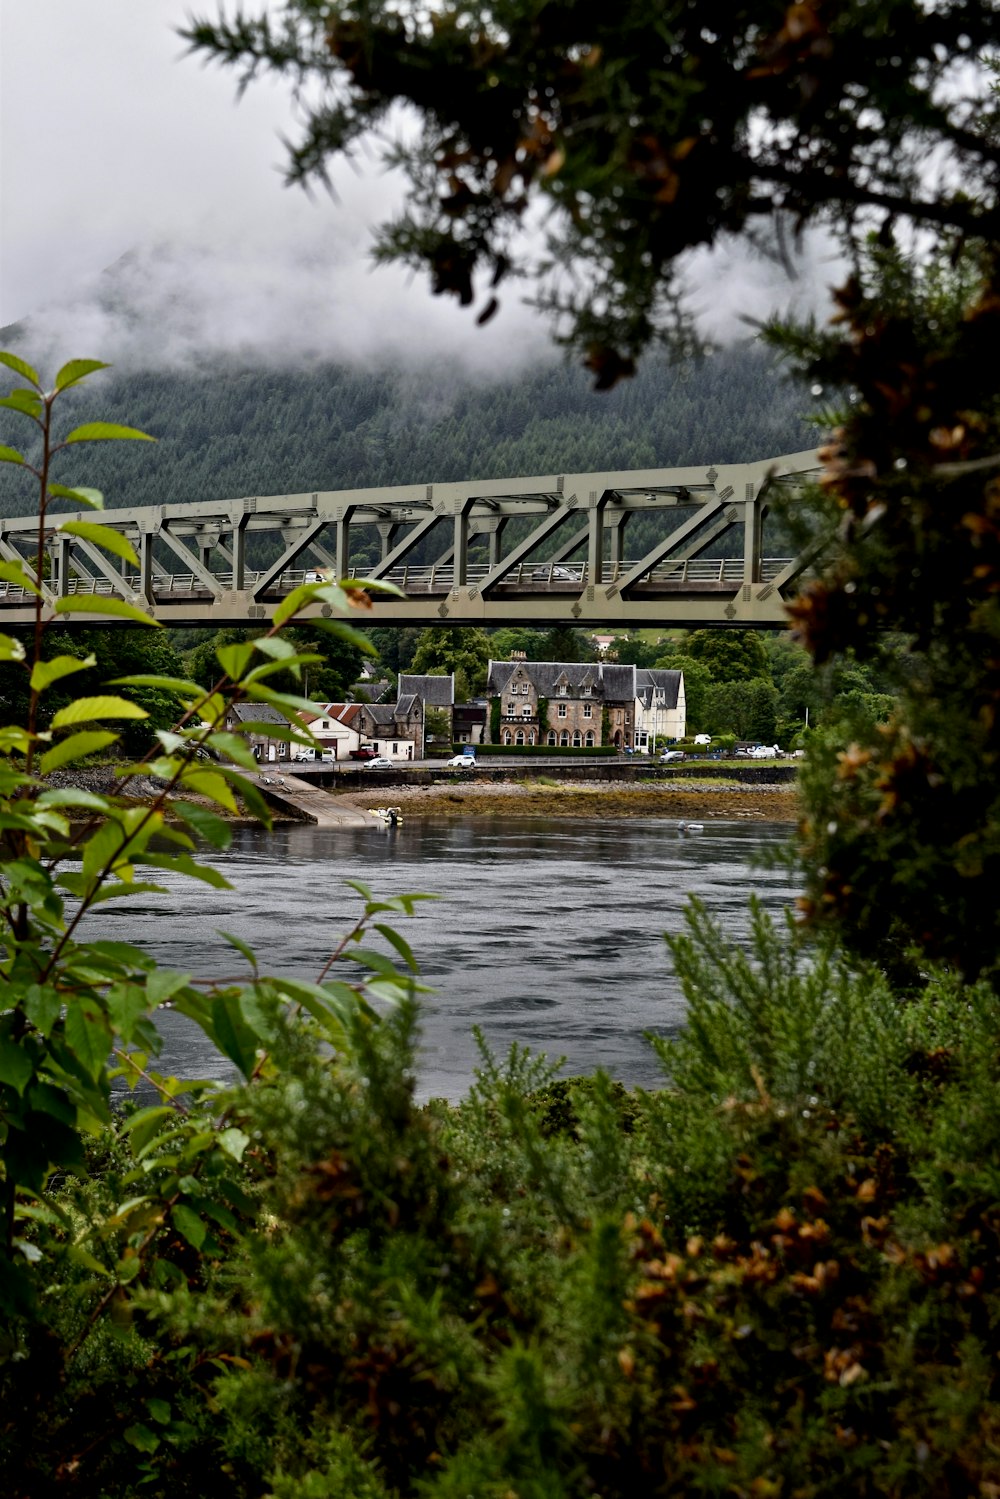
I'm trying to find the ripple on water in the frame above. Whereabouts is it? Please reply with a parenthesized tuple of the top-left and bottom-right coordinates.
(87, 816, 797, 1101)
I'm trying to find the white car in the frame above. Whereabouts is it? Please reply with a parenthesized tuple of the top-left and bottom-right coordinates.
(748, 744, 780, 759)
(660, 749, 685, 762)
(361, 756, 394, 770)
(448, 753, 477, 768)
(693, 734, 712, 746)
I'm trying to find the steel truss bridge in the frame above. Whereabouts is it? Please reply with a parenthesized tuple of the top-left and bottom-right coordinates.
(0, 449, 822, 629)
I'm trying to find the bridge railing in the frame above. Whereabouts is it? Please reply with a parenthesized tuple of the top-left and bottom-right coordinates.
(0, 556, 798, 604)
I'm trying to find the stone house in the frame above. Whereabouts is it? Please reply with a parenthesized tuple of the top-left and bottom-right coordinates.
(358, 694, 424, 762)
(485, 659, 685, 749)
(398, 674, 455, 751)
(222, 702, 291, 761)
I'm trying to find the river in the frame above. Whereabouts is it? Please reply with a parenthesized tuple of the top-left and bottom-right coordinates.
(91, 816, 798, 1100)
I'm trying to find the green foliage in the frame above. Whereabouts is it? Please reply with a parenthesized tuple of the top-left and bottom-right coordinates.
(408, 625, 491, 698)
(0, 353, 432, 1494)
(684, 628, 771, 684)
(766, 242, 1000, 980)
(185, 1, 1000, 374)
(702, 676, 778, 742)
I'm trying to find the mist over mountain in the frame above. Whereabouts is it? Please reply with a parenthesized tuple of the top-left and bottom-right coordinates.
(0, 336, 815, 524)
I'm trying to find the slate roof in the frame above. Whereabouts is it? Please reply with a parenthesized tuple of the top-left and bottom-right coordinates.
(348, 678, 393, 703)
(399, 673, 455, 706)
(226, 702, 288, 726)
(486, 659, 659, 702)
(636, 669, 682, 710)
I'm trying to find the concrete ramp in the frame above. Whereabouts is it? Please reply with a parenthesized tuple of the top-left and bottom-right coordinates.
(253, 772, 369, 827)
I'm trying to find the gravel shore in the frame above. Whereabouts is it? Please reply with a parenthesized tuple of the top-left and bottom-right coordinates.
(334, 777, 799, 823)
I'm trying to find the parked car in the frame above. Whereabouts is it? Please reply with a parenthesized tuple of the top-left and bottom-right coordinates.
(660, 749, 685, 762)
(349, 747, 379, 760)
(448, 753, 477, 768)
(360, 756, 394, 770)
(747, 744, 780, 758)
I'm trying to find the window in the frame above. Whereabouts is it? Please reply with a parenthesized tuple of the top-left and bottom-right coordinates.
(503, 731, 511, 745)
(585, 731, 594, 746)
(515, 730, 525, 745)
(557, 684, 568, 696)
(557, 704, 567, 718)
(582, 685, 592, 696)
(527, 732, 535, 745)
(522, 705, 532, 717)
(560, 730, 569, 746)
(506, 700, 518, 717)
(392, 743, 398, 754)
(625, 714, 632, 726)
(572, 731, 582, 747)
(583, 703, 592, 718)
(519, 682, 530, 694)
(547, 730, 556, 745)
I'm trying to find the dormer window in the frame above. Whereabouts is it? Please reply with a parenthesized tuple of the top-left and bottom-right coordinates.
(557, 685, 568, 697)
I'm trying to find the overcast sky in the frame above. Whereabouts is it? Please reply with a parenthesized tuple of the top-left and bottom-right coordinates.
(0, 1, 835, 375)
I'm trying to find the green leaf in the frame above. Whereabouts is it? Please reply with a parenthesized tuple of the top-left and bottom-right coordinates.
(309, 617, 379, 653)
(0, 351, 40, 386)
(62, 421, 155, 444)
(30, 653, 96, 693)
(175, 768, 237, 813)
(202, 731, 257, 769)
(59, 519, 139, 566)
(171, 1203, 206, 1250)
(211, 994, 259, 1078)
(105, 984, 149, 1044)
(373, 922, 419, 973)
(53, 595, 158, 626)
(123, 1424, 160, 1455)
(48, 483, 104, 509)
(50, 696, 149, 728)
(214, 641, 258, 680)
(217, 1127, 250, 1162)
(218, 930, 258, 970)
(0, 633, 25, 662)
(0, 560, 41, 596)
(36, 787, 110, 812)
(110, 673, 205, 696)
(243, 684, 317, 716)
(23, 985, 62, 1038)
(172, 801, 233, 849)
(0, 1038, 34, 1095)
(39, 730, 118, 774)
(135, 852, 232, 889)
(0, 446, 25, 465)
(55, 358, 110, 391)
(146, 970, 192, 1007)
(64, 1003, 111, 1080)
(146, 1398, 172, 1426)
(0, 389, 42, 417)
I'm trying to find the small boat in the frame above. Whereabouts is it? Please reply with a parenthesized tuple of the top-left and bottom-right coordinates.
(368, 806, 403, 826)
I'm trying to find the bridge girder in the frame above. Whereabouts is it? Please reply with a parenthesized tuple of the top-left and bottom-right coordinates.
(0, 450, 821, 629)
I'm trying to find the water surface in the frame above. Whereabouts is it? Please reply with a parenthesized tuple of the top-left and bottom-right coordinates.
(92, 817, 797, 1099)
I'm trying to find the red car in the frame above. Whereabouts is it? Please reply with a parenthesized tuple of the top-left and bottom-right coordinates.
(349, 747, 379, 761)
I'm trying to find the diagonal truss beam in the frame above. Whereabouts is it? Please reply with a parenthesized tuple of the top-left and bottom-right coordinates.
(69, 537, 142, 601)
(157, 523, 224, 597)
(364, 510, 443, 579)
(606, 491, 731, 596)
(476, 501, 578, 593)
(251, 518, 332, 597)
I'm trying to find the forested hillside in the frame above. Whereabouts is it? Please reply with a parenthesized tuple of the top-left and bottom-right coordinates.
(0, 340, 813, 519)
